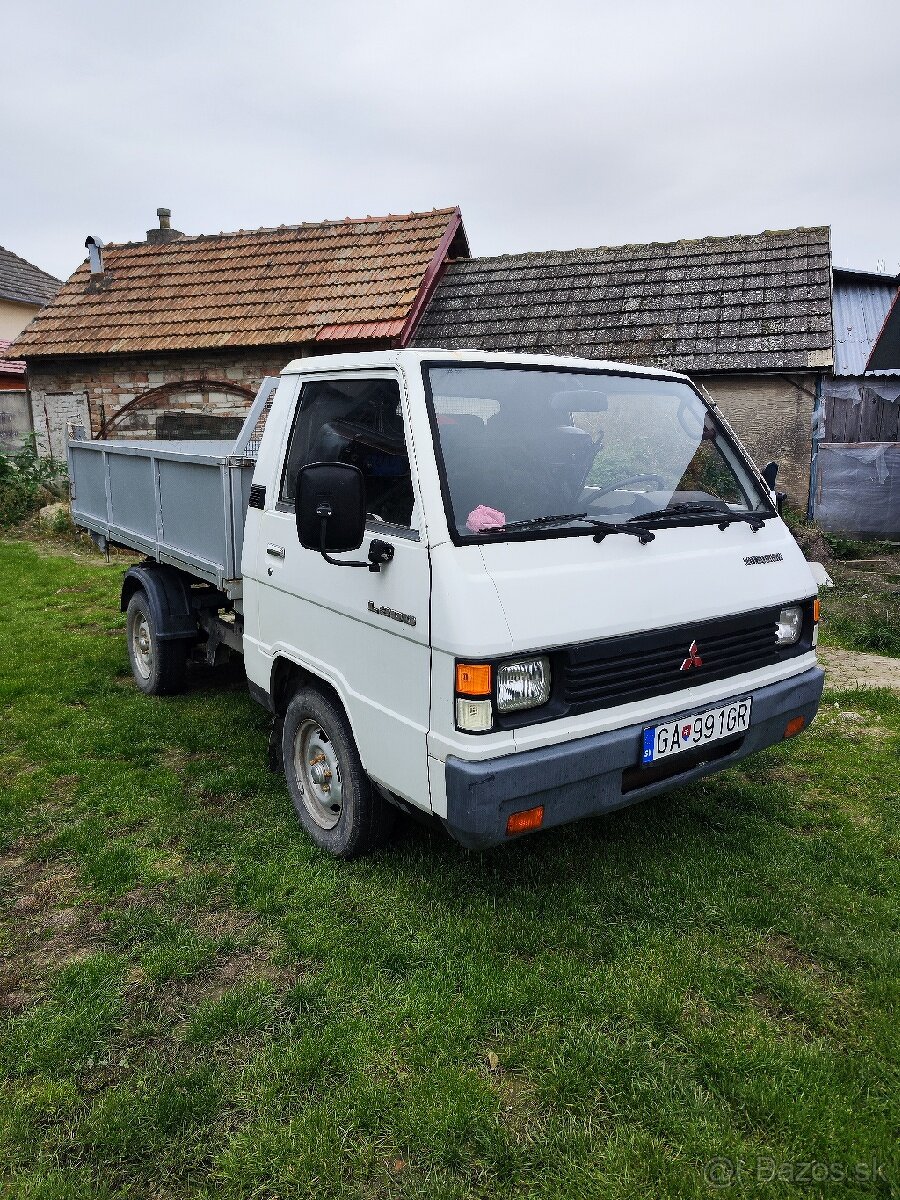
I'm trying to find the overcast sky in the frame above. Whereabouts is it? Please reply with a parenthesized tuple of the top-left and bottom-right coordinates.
(4, 0, 899, 282)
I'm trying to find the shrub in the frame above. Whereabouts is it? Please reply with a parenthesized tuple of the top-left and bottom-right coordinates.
(0, 437, 68, 528)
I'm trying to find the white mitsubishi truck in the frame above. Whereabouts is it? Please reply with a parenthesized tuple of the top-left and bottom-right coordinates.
(68, 349, 825, 857)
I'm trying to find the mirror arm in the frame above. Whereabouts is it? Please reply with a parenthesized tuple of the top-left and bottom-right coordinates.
(315, 504, 369, 570)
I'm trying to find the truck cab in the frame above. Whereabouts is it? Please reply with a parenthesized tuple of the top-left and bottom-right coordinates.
(239, 349, 823, 855)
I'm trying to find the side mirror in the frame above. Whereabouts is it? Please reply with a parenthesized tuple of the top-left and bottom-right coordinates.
(296, 462, 366, 564)
(762, 461, 779, 490)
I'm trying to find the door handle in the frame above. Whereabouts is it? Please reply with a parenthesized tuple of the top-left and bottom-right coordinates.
(266, 544, 285, 559)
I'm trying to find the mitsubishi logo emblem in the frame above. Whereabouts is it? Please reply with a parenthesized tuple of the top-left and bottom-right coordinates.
(680, 640, 703, 671)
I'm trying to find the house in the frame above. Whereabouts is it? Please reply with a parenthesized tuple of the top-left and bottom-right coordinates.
(413, 227, 833, 510)
(11, 207, 468, 459)
(0, 246, 61, 453)
(811, 267, 900, 537)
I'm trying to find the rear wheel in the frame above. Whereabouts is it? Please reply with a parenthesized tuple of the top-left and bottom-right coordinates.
(282, 686, 394, 858)
(126, 590, 188, 695)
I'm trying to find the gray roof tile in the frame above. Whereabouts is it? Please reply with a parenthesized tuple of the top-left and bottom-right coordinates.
(413, 227, 833, 373)
(0, 245, 61, 307)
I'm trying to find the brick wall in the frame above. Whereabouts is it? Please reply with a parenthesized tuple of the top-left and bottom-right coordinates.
(695, 372, 818, 511)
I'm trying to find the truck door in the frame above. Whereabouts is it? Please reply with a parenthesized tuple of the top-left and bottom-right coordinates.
(254, 372, 432, 809)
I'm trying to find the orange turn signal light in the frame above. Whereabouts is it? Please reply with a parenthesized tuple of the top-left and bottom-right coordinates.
(813, 598, 821, 623)
(783, 716, 806, 739)
(506, 805, 544, 836)
(456, 663, 491, 696)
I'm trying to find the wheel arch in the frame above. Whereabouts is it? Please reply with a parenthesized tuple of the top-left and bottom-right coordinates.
(121, 564, 197, 641)
(269, 655, 367, 763)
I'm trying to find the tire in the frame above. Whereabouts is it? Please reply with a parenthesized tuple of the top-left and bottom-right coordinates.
(125, 590, 188, 696)
(282, 686, 395, 858)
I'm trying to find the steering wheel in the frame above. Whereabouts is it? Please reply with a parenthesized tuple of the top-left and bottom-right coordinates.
(590, 473, 666, 500)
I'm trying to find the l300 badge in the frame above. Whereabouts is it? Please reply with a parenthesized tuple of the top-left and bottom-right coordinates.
(368, 601, 416, 627)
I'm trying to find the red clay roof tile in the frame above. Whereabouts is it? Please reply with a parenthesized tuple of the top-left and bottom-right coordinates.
(13, 209, 465, 358)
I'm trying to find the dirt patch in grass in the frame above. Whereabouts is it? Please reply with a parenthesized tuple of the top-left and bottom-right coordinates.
(818, 647, 900, 693)
(756, 933, 827, 977)
(201, 947, 299, 1000)
(748, 987, 816, 1041)
(0, 849, 107, 1010)
(0, 753, 40, 786)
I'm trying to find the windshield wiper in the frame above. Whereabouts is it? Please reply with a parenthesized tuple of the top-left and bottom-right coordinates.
(716, 510, 768, 532)
(627, 502, 726, 524)
(589, 520, 655, 544)
(499, 512, 591, 532)
(626, 501, 768, 534)
(497, 513, 655, 544)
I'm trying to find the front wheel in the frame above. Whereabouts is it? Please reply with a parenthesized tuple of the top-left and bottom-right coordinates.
(125, 590, 188, 695)
(282, 686, 394, 858)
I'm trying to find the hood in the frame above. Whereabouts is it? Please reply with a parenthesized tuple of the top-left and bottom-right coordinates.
(478, 518, 816, 652)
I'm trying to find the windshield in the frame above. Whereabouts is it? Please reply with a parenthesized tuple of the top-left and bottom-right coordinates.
(425, 365, 770, 541)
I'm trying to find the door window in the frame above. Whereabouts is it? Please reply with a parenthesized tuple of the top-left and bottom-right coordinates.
(279, 377, 416, 530)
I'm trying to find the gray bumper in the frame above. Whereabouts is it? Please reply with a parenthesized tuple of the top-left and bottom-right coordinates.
(444, 666, 825, 849)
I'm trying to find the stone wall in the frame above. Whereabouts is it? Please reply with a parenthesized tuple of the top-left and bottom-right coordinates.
(695, 372, 818, 511)
(26, 346, 313, 458)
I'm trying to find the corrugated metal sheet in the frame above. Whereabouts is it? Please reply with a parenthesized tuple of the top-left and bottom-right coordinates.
(832, 269, 900, 377)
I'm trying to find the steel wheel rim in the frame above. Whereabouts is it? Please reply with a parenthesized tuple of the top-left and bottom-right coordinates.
(293, 719, 344, 830)
(132, 614, 153, 679)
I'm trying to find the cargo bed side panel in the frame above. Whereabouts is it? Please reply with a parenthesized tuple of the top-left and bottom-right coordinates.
(158, 459, 230, 577)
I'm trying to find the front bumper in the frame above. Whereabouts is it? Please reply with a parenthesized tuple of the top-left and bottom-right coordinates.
(443, 666, 824, 849)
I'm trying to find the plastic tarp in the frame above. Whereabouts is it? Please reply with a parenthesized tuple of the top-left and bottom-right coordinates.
(813, 442, 900, 538)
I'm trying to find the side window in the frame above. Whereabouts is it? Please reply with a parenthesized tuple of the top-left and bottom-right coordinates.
(279, 377, 416, 529)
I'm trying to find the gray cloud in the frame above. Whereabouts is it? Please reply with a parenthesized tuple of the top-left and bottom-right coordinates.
(3, 0, 898, 279)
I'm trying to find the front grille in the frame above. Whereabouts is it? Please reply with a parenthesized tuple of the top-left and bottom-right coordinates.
(560, 605, 808, 715)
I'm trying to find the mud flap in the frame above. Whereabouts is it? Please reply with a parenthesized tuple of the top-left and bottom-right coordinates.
(267, 714, 285, 773)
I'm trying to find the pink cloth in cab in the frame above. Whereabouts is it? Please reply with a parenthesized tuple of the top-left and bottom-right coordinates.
(466, 505, 506, 533)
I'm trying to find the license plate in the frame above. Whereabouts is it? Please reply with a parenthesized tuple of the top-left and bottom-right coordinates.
(641, 697, 752, 764)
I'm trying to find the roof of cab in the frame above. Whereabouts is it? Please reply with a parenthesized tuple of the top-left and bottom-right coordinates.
(280, 347, 690, 380)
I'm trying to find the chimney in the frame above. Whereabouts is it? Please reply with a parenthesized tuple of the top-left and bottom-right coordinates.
(85, 235, 105, 275)
(146, 206, 183, 244)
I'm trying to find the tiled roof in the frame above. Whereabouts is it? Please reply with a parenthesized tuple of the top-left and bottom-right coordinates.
(12, 209, 467, 358)
(413, 227, 833, 374)
(0, 339, 26, 376)
(0, 246, 61, 307)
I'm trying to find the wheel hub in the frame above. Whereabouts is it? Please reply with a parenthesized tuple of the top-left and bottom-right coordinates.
(132, 615, 153, 679)
(293, 720, 344, 829)
(309, 753, 332, 789)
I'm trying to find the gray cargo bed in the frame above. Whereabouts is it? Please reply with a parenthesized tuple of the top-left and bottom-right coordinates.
(67, 379, 277, 593)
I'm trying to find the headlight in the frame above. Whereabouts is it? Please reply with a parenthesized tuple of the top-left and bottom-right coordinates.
(776, 605, 803, 646)
(496, 656, 551, 712)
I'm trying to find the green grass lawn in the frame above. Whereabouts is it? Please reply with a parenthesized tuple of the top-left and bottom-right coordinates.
(1, 538, 898, 1199)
